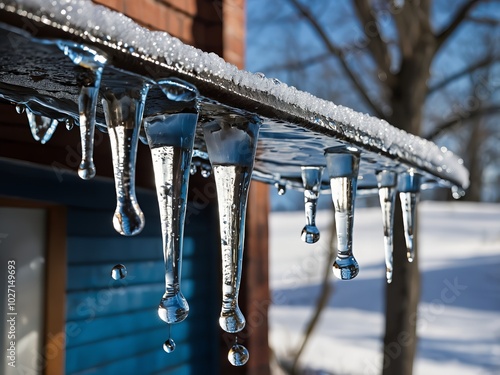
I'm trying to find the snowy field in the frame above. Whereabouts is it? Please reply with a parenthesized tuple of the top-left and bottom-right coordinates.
(269, 201, 500, 375)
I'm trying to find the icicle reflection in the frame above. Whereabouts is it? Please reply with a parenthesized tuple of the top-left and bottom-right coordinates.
(376, 170, 397, 283)
(26, 109, 59, 144)
(300, 166, 324, 244)
(399, 170, 421, 262)
(101, 79, 151, 236)
(204, 117, 260, 334)
(144, 78, 199, 325)
(325, 146, 360, 280)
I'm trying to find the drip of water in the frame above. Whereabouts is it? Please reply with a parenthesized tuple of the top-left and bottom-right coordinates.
(65, 118, 75, 131)
(228, 343, 249, 366)
(203, 119, 260, 333)
(26, 109, 59, 144)
(58, 42, 108, 180)
(110, 264, 127, 280)
(15, 104, 25, 114)
(451, 185, 466, 200)
(163, 325, 176, 353)
(201, 166, 211, 178)
(398, 170, 421, 263)
(325, 146, 360, 280)
(102, 80, 150, 236)
(275, 183, 286, 196)
(144, 78, 199, 325)
(189, 164, 197, 175)
(300, 166, 324, 244)
(163, 338, 176, 353)
(376, 170, 397, 283)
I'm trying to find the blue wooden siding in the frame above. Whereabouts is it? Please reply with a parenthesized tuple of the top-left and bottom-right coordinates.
(0, 159, 220, 375)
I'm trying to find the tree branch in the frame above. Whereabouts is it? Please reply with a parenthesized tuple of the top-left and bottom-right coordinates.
(425, 105, 500, 140)
(427, 55, 498, 94)
(257, 51, 334, 73)
(436, 0, 479, 50)
(353, 0, 394, 84)
(466, 15, 500, 26)
(287, 0, 385, 118)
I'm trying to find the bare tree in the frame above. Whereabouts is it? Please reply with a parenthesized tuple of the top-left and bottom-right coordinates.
(247, 1, 500, 374)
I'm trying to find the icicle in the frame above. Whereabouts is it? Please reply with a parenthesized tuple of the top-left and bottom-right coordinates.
(101, 79, 150, 236)
(398, 170, 422, 263)
(300, 166, 324, 244)
(203, 117, 260, 334)
(376, 170, 397, 283)
(324, 146, 360, 280)
(58, 42, 108, 180)
(26, 109, 59, 144)
(144, 78, 199, 325)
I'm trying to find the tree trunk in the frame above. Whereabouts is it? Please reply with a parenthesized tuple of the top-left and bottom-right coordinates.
(382, 199, 420, 375)
(383, 49, 432, 374)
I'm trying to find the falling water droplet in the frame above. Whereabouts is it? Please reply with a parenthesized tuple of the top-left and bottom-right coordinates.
(102, 80, 150, 236)
(26, 109, 59, 144)
(111, 264, 127, 280)
(15, 104, 25, 114)
(144, 78, 199, 325)
(325, 146, 361, 280)
(300, 166, 323, 244)
(163, 338, 176, 353)
(377, 170, 397, 284)
(228, 343, 249, 366)
(275, 182, 286, 196)
(203, 119, 260, 334)
(398, 170, 421, 263)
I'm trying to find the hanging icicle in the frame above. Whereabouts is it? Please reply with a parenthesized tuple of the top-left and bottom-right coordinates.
(143, 78, 199, 326)
(300, 166, 324, 244)
(398, 169, 422, 262)
(376, 170, 398, 283)
(324, 146, 361, 280)
(101, 78, 151, 236)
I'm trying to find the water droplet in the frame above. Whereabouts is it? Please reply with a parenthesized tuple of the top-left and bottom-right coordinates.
(163, 338, 176, 353)
(65, 118, 74, 130)
(111, 264, 127, 280)
(300, 166, 323, 244)
(325, 146, 361, 280)
(201, 167, 211, 178)
(275, 183, 286, 196)
(451, 185, 465, 200)
(255, 72, 265, 79)
(15, 104, 25, 114)
(26, 109, 59, 144)
(272, 78, 282, 85)
(102, 81, 150, 236)
(189, 163, 197, 175)
(228, 343, 249, 366)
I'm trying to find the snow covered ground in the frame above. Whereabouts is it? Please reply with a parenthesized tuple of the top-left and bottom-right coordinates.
(269, 201, 500, 375)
